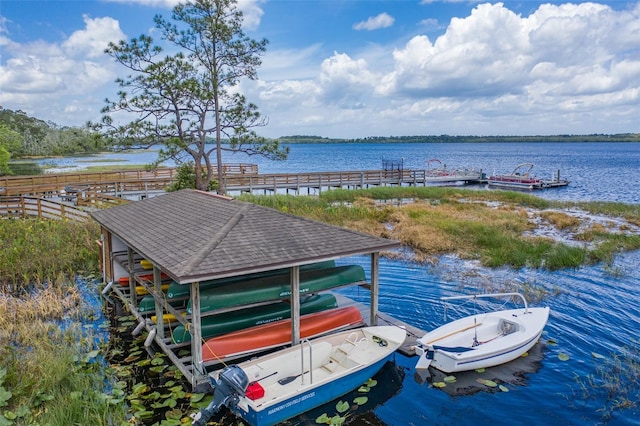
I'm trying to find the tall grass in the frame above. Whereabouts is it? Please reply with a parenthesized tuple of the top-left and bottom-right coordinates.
(0, 219, 99, 292)
(240, 188, 640, 271)
(0, 219, 126, 425)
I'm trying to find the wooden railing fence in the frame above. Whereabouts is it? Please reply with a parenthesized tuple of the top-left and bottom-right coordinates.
(0, 196, 90, 222)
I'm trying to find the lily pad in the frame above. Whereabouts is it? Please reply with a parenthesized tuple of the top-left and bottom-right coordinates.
(558, 353, 570, 361)
(316, 413, 330, 424)
(443, 375, 457, 383)
(353, 396, 368, 405)
(336, 400, 349, 413)
(475, 368, 485, 373)
(365, 378, 377, 387)
(432, 382, 446, 388)
(357, 386, 370, 393)
(499, 385, 509, 392)
(331, 414, 346, 425)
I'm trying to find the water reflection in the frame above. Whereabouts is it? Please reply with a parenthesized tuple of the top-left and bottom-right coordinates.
(413, 340, 547, 395)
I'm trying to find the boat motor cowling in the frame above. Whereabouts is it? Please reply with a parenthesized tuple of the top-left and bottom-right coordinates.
(192, 365, 249, 426)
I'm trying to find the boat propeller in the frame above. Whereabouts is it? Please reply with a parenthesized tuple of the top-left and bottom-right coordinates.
(192, 365, 249, 426)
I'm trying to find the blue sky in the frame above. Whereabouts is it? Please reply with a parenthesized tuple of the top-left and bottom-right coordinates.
(1, 0, 639, 138)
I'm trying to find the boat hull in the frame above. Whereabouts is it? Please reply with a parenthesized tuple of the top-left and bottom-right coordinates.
(202, 306, 364, 361)
(242, 357, 390, 426)
(166, 260, 336, 299)
(186, 265, 366, 313)
(416, 307, 549, 373)
(171, 293, 338, 343)
(217, 326, 406, 426)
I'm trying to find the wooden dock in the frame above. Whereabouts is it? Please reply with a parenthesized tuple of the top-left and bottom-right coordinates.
(222, 169, 484, 195)
(1, 167, 485, 201)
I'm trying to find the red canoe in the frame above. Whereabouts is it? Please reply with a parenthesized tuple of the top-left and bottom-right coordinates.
(202, 306, 364, 362)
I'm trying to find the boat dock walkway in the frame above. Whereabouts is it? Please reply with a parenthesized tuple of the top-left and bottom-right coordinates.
(1, 167, 486, 201)
(223, 169, 485, 195)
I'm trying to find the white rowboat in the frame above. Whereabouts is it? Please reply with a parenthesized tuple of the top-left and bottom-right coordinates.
(414, 293, 549, 373)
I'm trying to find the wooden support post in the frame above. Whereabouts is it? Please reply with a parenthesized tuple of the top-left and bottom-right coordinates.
(127, 248, 137, 308)
(190, 282, 204, 385)
(153, 265, 164, 339)
(370, 252, 380, 326)
(290, 265, 301, 346)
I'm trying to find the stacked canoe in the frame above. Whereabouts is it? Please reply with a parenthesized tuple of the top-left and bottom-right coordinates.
(130, 261, 368, 350)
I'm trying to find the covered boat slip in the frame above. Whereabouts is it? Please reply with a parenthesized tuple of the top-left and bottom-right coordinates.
(92, 189, 411, 390)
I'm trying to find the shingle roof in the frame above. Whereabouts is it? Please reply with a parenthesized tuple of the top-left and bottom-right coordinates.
(90, 189, 400, 284)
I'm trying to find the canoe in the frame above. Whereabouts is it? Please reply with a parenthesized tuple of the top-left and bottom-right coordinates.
(192, 326, 406, 426)
(166, 260, 336, 299)
(186, 265, 365, 314)
(135, 282, 169, 296)
(138, 294, 185, 313)
(171, 293, 338, 343)
(201, 306, 365, 362)
(414, 292, 550, 373)
(118, 272, 169, 286)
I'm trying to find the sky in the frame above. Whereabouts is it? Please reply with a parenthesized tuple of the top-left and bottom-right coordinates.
(0, 0, 639, 139)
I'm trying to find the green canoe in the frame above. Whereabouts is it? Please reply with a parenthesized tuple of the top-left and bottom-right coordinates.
(171, 293, 338, 344)
(166, 260, 336, 299)
(186, 264, 366, 314)
(138, 296, 185, 313)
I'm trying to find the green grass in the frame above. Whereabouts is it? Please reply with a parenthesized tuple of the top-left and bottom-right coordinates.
(0, 219, 100, 292)
(240, 188, 640, 271)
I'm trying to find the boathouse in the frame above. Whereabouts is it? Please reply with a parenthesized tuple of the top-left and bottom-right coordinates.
(91, 189, 401, 389)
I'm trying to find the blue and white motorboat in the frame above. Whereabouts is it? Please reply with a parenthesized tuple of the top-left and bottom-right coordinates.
(192, 326, 406, 426)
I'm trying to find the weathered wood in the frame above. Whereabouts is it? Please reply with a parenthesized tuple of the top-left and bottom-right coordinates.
(0, 196, 89, 221)
(370, 252, 380, 326)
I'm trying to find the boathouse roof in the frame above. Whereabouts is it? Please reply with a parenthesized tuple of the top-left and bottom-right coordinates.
(90, 189, 400, 284)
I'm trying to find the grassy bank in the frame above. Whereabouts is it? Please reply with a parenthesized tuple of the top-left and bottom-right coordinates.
(0, 219, 127, 425)
(239, 187, 640, 270)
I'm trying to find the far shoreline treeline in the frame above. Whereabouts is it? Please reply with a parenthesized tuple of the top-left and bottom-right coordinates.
(278, 133, 640, 144)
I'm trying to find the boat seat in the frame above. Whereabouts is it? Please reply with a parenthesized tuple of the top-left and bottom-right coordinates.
(321, 333, 361, 372)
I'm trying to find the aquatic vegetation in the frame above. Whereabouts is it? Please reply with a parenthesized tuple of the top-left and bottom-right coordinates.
(314, 377, 379, 425)
(0, 283, 126, 425)
(574, 342, 640, 421)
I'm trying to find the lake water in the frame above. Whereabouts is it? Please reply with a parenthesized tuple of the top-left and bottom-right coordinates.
(40, 141, 640, 204)
(46, 142, 639, 425)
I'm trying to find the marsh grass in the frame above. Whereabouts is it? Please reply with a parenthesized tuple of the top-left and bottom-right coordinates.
(241, 188, 639, 271)
(0, 286, 127, 425)
(575, 341, 640, 421)
(0, 219, 126, 424)
(0, 219, 100, 292)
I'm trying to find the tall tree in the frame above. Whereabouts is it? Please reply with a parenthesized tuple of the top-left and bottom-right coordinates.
(95, 0, 287, 193)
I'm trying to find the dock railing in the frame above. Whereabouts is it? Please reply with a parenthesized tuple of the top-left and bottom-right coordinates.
(0, 196, 90, 222)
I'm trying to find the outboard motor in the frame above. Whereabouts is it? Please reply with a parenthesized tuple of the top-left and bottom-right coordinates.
(192, 365, 249, 426)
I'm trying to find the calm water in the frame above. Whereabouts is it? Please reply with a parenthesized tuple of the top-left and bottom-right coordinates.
(45, 142, 639, 424)
(41, 142, 640, 204)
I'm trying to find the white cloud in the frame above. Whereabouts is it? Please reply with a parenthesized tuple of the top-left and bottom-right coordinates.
(276, 1, 638, 137)
(2, 1, 638, 138)
(0, 15, 126, 124)
(353, 12, 395, 31)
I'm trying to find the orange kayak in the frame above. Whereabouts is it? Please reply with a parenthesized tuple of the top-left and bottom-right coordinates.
(202, 306, 364, 362)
